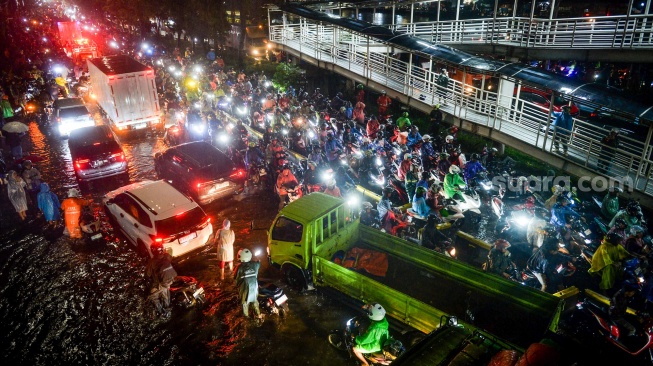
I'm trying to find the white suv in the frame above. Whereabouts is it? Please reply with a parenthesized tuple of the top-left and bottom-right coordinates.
(103, 180, 213, 259)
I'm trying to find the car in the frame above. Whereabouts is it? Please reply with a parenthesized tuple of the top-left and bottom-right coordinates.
(154, 141, 246, 205)
(69, 125, 128, 181)
(103, 180, 213, 259)
(51, 97, 95, 137)
(517, 87, 580, 116)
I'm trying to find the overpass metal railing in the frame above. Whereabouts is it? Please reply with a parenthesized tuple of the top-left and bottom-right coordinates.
(269, 19, 653, 196)
(387, 14, 653, 49)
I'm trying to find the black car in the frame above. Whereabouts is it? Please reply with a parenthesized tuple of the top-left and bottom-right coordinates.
(154, 141, 246, 205)
(69, 125, 128, 181)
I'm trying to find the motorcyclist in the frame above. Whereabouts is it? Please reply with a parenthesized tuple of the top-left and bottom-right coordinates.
(245, 141, 265, 171)
(444, 135, 456, 155)
(486, 239, 515, 279)
(443, 165, 466, 201)
(324, 132, 344, 167)
(303, 161, 321, 192)
(61, 188, 91, 239)
(397, 153, 412, 182)
(335, 166, 356, 191)
(609, 282, 639, 337)
(608, 218, 629, 246)
(377, 187, 394, 223)
(323, 179, 342, 198)
(276, 165, 299, 209)
(405, 125, 422, 149)
(610, 202, 645, 233)
(366, 116, 380, 140)
(527, 239, 566, 292)
(463, 153, 486, 183)
(360, 202, 380, 227)
(589, 232, 633, 293)
(527, 209, 549, 249)
(550, 195, 582, 229)
(396, 112, 411, 131)
(353, 303, 391, 366)
(145, 245, 177, 319)
(411, 186, 431, 217)
(376, 91, 391, 116)
(437, 152, 451, 181)
(420, 135, 436, 170)
(234, 248, 262, 319)
(601, 186, 621, 220)
(429, 104, 443, 135)
(625, 225, 648, 256)
(307, 146, 325, 168)
(421, 215, 449, 251)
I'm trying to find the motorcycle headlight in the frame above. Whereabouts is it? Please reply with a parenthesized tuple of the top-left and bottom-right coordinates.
(194, 102, 201, 109)
(347, 195, 360, 207)
(375, 157, 382, 166)
(516, 215, 530, 227)
(308, 131, 315, 139)
(218, 133, 229, 143)
(584, 239, 592, 244)
(192, 124, 205, 133)
(237, 107, 247, 115)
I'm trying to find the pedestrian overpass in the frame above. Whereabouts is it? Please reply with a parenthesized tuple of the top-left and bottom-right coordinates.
(310, 0, 653, 62)
(268, 4, 653, 207)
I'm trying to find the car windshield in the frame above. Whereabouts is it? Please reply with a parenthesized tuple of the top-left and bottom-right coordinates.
(73, 141, 120, 157)
(59, 106, 89, 119)
(271, 217, 303, 242)
(155, 207, 206, 237)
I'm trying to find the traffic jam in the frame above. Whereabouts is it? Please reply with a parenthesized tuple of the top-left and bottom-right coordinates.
(2, 1, 653, 365)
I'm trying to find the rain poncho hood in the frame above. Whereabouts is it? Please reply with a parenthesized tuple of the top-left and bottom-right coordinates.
(37, 182, 61, 222)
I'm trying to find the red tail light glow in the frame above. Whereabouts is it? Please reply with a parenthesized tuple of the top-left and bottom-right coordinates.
(75, 158, 89, 169)
(230, 169, 246, 179)
(111, 152, 125, 161)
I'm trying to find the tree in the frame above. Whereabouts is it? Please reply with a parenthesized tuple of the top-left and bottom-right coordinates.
(272, 62, 303, 91)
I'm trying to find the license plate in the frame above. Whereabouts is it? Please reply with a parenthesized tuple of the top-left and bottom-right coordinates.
(180, 232, 197, 244)
(134, 122, 148, 129)
(274, 294, 288, 306)
(91, 233, 103, 240)
(193, 287, 205, 298)
(92, 160, 107, 168)
(584, 229, 592, 236)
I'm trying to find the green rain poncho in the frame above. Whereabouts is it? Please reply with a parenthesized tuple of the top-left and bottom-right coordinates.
(354, 317, 390, 353)
(235, 261, 261, 304)
(588, 238, 630, 290)
(443, 173, 466, 199)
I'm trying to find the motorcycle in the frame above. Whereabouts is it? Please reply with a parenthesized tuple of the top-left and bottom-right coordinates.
(572, 299, 653, 361)
(258, 281, 290, 317)
(449, 187, 482, 224)
(171, 276, 206, 309)
(328, 316, 405, 366)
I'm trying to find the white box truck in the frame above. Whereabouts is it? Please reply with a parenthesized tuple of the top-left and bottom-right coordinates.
(87, 55, 161, 131)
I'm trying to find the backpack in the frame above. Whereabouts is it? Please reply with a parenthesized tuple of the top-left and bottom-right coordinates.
(158, 259, 177, 286)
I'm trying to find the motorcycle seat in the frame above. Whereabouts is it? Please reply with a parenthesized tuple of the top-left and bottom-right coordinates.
(259, 283, 282, 298)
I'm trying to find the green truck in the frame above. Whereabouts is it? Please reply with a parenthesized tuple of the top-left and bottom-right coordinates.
(268, 193, 576, 347)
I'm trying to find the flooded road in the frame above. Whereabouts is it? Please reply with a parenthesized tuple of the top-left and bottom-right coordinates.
(0, 116, 356, 365)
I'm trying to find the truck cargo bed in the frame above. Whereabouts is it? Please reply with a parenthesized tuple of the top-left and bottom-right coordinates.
(314, 224, 561, 347)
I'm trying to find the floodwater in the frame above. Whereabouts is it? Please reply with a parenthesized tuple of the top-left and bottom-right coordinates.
(0, 115, 355, 365)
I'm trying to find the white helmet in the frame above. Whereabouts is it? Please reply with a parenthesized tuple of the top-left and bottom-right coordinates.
(367, 303, 386, 321)
(449, 165, 461, 174)
(68, 188, 81, 198)
(238, 248, 253, 262)
(404, 153, 412, 161)
(445, 135, 454, 143)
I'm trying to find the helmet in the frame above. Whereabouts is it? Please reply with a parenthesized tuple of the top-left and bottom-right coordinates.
(362, 202, 373, 209)
(367, 303, 386, 321)
(422, 134, 431, 140)
(627, 202, 640, 216)
(151, 245, 165, 256)
(327, 179, 336, 187)
(470, 153, 479, 161)
(383, 187, 394, 196)
(340, 106, 346, 112)
(433, 104, 440, 109)
(404, 153, 412, 160)
(606, 232, 623, 245)
(615, 218, 628, 227)
(23, 159, 32, 166)
(381, 90, 386, 95)
(248, 141, 256, 147)
(609, 186, 623, 193)
(449, 165, 461, 174)
(445, 135, 454, 143)
(631, 225, 645, 236)
(68, 188, 81, 198)
(336, 92, 343, 98)
(402, 112, 409, 117)
(556, 195, 569, 204)
(357, 84, 364, 90)
(494, 239, 511, 250)
(416, 186, 427, 196)
(439, 152, 449, 159)
(238, 248, 253, 262)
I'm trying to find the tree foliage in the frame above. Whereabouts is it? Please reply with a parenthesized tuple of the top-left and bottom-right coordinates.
(272, 62, 303, 91)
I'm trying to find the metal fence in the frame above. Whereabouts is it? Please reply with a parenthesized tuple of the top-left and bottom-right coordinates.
(387, 14, 653, 49)
(269, 16, 653, 197)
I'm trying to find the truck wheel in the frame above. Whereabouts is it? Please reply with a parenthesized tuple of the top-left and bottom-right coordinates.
(284, 265, 307, 291)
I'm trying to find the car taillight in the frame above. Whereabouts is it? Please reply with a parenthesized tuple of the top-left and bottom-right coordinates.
(198, 216, 211, 229)
(111, 152, 125, 161)
(229, 169, 246, 180)
(150, 234, 171, 244)
(75, 158, 89, 169)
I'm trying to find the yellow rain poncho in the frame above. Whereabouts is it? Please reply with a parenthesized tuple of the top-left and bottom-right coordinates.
(588, 238, 630, 290)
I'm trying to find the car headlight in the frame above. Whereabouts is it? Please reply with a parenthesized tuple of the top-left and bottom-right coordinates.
(218, 133, 229, 143)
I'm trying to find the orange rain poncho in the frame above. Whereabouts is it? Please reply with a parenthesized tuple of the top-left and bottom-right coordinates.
(61, 197, 90, 239)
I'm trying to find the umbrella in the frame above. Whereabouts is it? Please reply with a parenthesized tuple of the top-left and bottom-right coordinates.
(2, 121, 29, 133)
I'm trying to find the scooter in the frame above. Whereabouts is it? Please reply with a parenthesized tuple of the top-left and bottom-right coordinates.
(258, 281, 289, 317)
(171, 276, 206, 309)
(448, 187, 482, 224)
(573, 299, 653, 361)
(328, 316, 405, 366)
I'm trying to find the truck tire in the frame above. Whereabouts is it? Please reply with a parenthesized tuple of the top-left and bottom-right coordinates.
(284, 265, 308, 291)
